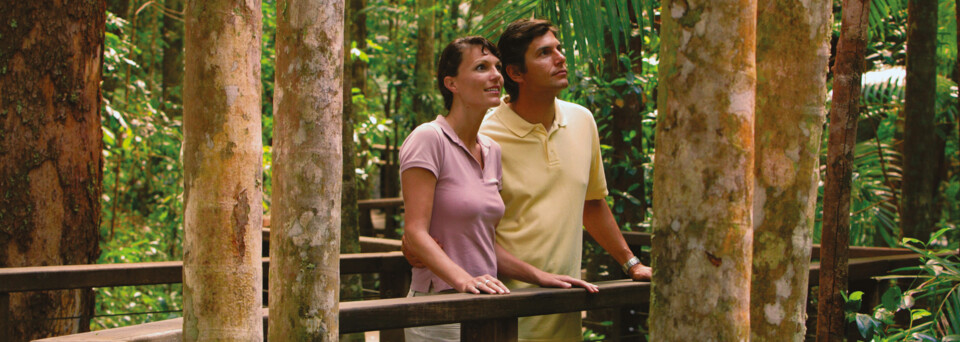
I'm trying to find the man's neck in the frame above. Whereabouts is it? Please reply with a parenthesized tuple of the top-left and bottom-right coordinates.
(508, 90, 558, 128)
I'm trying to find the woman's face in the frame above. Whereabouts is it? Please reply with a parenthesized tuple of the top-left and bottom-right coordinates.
(447, 45, 503, 109)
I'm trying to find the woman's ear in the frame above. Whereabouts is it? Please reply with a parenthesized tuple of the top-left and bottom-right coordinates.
(443, 76, 457, 94)
(505, 64, 524, 84)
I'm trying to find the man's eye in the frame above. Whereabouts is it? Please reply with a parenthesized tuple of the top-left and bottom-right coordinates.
(476, 65, 485, 71)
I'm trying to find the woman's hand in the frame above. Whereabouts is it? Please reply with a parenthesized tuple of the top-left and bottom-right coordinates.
(456, 274, 510, 294)
(537, 273, 599, 293)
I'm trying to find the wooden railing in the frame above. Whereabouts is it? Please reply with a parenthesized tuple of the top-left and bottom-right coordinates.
(22, 248, 941, 342)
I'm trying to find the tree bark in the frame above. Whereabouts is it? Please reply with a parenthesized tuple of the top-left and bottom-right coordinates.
(182, 0, 263, 340)
(269, 0, 344, 340)
(349, 0, 367, 96)
(650, 0, 756, 340)
(751, 1, 831, 340)
(340, 2, 364, 341)
(818, 0, 870, 340)
(900, 0, 939, 242)
(0, 1, 105, 340)
(412, 0, 436, 124)
(601, 13, 646, 227)
(161, 0, 184, 118)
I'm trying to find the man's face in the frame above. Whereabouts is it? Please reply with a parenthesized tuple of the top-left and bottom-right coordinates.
(515, 31, 568, 93)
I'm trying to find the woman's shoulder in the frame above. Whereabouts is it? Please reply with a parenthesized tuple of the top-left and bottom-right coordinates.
(403, 121, 445, 145)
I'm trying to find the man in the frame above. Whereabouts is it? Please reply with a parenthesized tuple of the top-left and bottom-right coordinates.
(404, 19, 651, 341)
(482, 19, 650, 342)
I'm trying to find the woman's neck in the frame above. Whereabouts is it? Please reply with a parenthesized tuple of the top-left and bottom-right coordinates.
(444, 101, 487, 145)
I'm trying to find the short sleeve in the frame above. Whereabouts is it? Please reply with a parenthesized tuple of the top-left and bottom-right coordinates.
(399, 123, 444, 178)
(585, 116, 609, 200)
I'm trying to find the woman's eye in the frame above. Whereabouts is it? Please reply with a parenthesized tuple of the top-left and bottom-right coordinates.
(476, 65, 485, 71)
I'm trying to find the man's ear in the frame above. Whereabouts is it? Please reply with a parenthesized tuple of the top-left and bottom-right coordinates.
(443, 76, 457, 94)
(505, 64, 524, 84)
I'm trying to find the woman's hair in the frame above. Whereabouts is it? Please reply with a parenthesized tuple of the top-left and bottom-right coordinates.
(437, 36, 501, 110)
(497, 19, 558, 102)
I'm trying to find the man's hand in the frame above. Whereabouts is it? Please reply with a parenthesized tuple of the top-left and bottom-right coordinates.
(537, 273, 599, 293)
(400, 234, 441, 268)
(628, 263, 652, 281)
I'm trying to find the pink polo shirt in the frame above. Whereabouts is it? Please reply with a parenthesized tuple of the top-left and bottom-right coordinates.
(399, 115, 505, 293)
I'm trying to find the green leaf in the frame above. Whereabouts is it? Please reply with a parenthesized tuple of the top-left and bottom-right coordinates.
(911, 308, 931, 321)
(845, 291, 864, 312)
(882, 286, 902, 311)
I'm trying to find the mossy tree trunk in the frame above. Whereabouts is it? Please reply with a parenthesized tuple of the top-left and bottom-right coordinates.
(900, 0, 939, 242)
(818, 0, 870, 340)
(340, 2, 364, 341)
(751, 0, 831, 340)
(0, 1, 105, 340)
(412, 0, 436, 125)
(182, 0, 263, 340)
(268, 0, 344, 340)
(650, 0, 756, 340)
(161, 0, 184, 118)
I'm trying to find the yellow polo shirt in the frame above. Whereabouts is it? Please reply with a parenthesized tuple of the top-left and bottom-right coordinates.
(480, 99, 608, 342)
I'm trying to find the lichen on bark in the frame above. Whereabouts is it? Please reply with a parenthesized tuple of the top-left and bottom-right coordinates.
(182, 0, 264, 340)
(650, 0, 756, 340)
(750, 0, 831, 340)
(268, 0, 344, 340)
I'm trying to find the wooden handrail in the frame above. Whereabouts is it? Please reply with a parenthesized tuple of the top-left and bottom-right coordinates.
(338, 279, 649, 333)
(35, 250, 955, 341)
(0, 253, 409, 293)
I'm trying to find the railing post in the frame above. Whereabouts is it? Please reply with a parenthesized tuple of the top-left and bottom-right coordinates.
(379, 270, 410, 341)
(461, 318, 518, 342)
(0, 292, 9, 337)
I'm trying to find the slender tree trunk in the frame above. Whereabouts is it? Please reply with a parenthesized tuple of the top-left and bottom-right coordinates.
(650, 0, 756, 340)
(900, 0, 939, 242)
(162, 0, 184, 118)
(269, 0, 344, 340)
(412, 0, 436, 125)
(0, 1, 104, 340)
(182, 0, 263, 340)
(601, 15, 646, 227)
(340, 2, 364, 340)
(751, 1, 831, 340)
(818, 0, 870, 340)
(349, 0, 368, 96)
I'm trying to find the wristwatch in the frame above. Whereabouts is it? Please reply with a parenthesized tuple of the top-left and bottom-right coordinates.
(621, 256, 641, 275)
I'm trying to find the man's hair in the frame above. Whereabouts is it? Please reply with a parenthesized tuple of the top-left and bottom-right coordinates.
(497, 19, 558, 102)
(437, 36, 500, 110)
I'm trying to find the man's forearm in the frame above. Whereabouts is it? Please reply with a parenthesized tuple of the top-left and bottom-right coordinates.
(582, 199, 635, 265)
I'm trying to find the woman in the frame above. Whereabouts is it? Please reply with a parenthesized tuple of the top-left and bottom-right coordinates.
(400, 36, 598, 341)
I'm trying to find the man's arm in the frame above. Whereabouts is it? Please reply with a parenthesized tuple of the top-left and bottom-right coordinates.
(582, 199, 651, 281)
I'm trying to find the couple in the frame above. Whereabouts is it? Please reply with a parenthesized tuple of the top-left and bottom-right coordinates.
(399, 19, 651, 342)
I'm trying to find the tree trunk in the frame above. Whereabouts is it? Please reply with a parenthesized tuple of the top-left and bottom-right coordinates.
(650, 0, 756, 340)
(349, 0, 367, 97)
(818, 0, 870, 340)
(412, 0, 436, 125)
(269, 0, 344, 340)
(182, 0, 263, 340)
(900, 0, 939, 242)
(601, 13, 646, 227)
(340, 2, 364, 341)
(751, 0, 831, 340)
(0, 1, 105, 340)
(161, 0, 184, 118)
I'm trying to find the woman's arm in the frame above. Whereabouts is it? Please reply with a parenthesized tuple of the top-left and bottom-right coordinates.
(402, 167, 508, 294)
(494, 243, 599, 293)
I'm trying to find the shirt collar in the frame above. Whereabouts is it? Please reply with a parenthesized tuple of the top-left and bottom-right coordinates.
(493, 99, 567, 138)
(434, 115, 493, 156)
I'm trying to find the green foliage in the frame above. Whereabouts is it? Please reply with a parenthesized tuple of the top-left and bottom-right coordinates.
(96, 9, 185, 329)
(844, 227, 960, 341)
